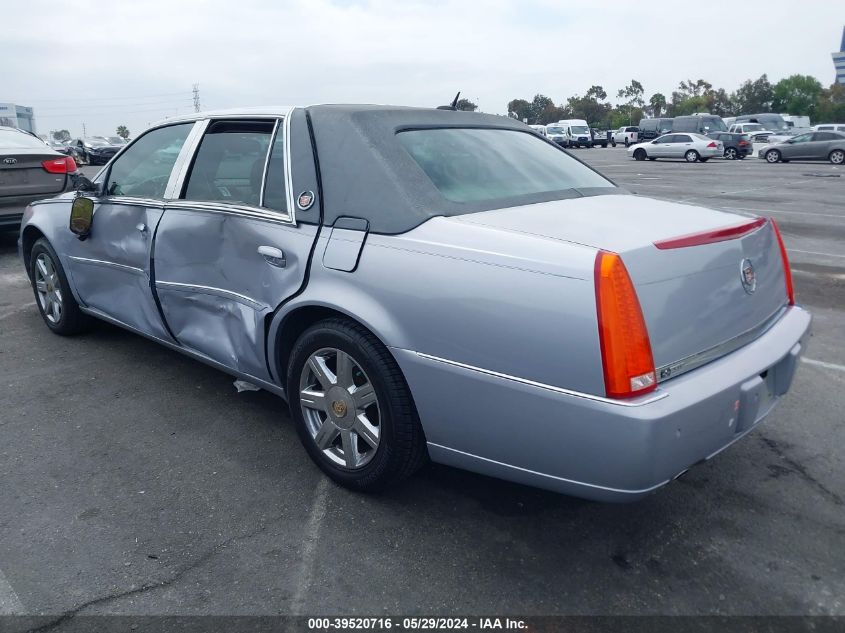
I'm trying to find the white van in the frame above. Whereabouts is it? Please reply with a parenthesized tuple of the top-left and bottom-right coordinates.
(782, 115, 811, 129)
(813, 123, 845, 133)
(528, 124, 547, 137)
(556, 119, 593, 148)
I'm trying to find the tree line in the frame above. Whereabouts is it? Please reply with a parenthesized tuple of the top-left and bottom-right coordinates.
(505, 75, 845, 129)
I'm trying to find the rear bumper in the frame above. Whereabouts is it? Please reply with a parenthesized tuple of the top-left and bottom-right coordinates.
(1, 185, 73, 232)
(394, 305, 811, 502)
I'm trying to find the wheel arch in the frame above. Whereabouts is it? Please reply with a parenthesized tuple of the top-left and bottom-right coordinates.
(267, 291, 411, 388)
(21, 224, 46, 276)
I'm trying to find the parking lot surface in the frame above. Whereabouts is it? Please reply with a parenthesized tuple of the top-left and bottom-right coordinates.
(0, 154, 843, 621)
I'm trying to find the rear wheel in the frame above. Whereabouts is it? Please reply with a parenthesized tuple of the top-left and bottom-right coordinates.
(724, 147, 738, 160)
(29, 239, 90, 336)
(624, 138, 630, 147)
(633, 148, 646, 161)
(765, 149, 781, 163)
(829, 149, 845, 165)
(287, 318, 427, 492)
(685, 150, 700, 163)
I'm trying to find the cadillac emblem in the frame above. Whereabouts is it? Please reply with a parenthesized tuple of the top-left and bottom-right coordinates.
(331, 400, 348, 417)
(740, 259, 756, 294)
(297, 191, 315, 211)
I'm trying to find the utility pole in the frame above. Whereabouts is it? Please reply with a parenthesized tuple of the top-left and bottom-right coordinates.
(193, 84, 201, 113)
(82, 122, 87, 137)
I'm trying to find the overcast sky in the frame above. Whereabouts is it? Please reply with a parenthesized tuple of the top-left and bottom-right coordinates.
(3, 0, 842, 138)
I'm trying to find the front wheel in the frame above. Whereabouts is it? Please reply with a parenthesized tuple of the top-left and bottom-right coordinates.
(287, 318, 427, 492)
(685, 149, 700, 163)
(829, 149, 845, 165)
(765, 149, 781, 163)
(633, 148, 647, 161)
(29, 238, 91, 335)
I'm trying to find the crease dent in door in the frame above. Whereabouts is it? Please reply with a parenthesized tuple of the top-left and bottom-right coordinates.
(157, 285, 269, 372)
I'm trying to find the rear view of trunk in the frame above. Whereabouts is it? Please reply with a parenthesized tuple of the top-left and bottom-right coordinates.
(0, 150, 71, 200)
(623, 218, 791, 382)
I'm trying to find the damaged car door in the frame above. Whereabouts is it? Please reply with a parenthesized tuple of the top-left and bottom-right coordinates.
(152, 116, 320, 382)
(64, 122, 194, 339)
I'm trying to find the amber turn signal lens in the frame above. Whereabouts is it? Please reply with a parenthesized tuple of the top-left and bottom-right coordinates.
(594, 251, 656, 399)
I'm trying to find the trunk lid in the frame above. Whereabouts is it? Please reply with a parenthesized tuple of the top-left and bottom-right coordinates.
(451, 194, 789, 378)
(0, 149, 68, 198)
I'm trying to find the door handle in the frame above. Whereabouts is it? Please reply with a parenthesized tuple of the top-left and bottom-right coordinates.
(258, 245, 286, 268)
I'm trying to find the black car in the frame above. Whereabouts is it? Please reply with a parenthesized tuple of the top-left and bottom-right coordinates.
(69, 137, 122, 166)
(707, 132, 752, 160)
(637, 117, 674, 142)
(0, 126, 78, 232)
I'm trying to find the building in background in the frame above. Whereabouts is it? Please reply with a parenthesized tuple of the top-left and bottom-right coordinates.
(0, 103, 36, 133)
(833, 26, 845, 85)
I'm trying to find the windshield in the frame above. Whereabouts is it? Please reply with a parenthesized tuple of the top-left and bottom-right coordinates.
(743, 123, 765, 132)
(84, 138, 109, 147)
(397, 128, 614, 205)
(546, 127, 564, 135)
(0, 130, 51, 149)
(571, 125, 589, 134)
(107, 136, 125, 144)
(704, 117, 727, 132)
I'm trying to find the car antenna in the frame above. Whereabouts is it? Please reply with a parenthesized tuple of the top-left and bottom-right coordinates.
(437, 91, 461, 111)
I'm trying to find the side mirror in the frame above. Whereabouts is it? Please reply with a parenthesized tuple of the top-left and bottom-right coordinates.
(69, 197, 95, 239)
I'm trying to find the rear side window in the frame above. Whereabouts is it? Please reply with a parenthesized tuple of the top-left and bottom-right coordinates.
(183, 120, 273, 207)
(106, 123, 192, 199)
(626, 127, 639, 132)
(397, 128, 613, 204)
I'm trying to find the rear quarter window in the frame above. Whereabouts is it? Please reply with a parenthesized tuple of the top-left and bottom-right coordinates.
(396, 128, 613, 204)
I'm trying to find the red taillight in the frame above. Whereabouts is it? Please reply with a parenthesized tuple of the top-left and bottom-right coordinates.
(41, 156, 77, 174)
(738, 140, 748, 146)
(770, 218, 795, 306)
(654, 217, 767, 250)
(594, 251, 656, 399)
(706, 141, 717, 148)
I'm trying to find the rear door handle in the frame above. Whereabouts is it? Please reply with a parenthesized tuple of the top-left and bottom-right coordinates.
(258, 245, 286, 268)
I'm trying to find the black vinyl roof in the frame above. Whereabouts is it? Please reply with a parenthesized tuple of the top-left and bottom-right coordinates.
(306, 105, 539, 234)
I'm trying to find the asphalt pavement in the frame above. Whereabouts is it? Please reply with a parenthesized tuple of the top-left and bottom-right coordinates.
(0, 155, 842, 623)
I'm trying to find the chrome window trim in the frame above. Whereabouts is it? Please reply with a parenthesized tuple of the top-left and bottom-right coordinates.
(155, 280, 266, 310)
(411, 351, 668, 407)
(170, 110, 295, 225)
(93, 196, 166, 211)
(655, 306, 787, 382)
(283, 107, 296, 224)
(259, 118, 281, 208)
(67, 255, 145, 276)
(165, 119, 209, 199)
(164, 199, 296, 225)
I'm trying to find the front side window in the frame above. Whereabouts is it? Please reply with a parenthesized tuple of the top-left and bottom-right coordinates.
(106, 124, 192, 199)
(791, 133, 813, 143)
(183, 120, 274, 207)
(397, 128, 613, 205)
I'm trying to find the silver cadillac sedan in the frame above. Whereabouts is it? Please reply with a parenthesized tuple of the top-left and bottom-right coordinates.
(18, 105, 811, 501)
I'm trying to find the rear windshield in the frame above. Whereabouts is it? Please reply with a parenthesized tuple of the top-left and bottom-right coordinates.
(397, 128, 613, 204)
(0, 130, 49, 149)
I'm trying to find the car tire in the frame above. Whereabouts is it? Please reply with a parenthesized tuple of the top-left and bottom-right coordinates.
(685, 150, 700, 163)
(765, 149, 781, 163)
(829, 149, 845, 165)
(633, 148, 646, 161)
(724, 147, 738, 160)
(601, 143, 607, 148)
(624, 138, 630, 147)
(611, 141, 616, 147)
(287, 317, 428, 492)
(29, 238, 91, 336)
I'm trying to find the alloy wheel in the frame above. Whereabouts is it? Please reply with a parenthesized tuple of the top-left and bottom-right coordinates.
(766, 150, 780, 163)
(34, 253, 63, 324)
(724, 148, 737, 160)
(830, 150, 845, 165)
(299, 347, 381, 470)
